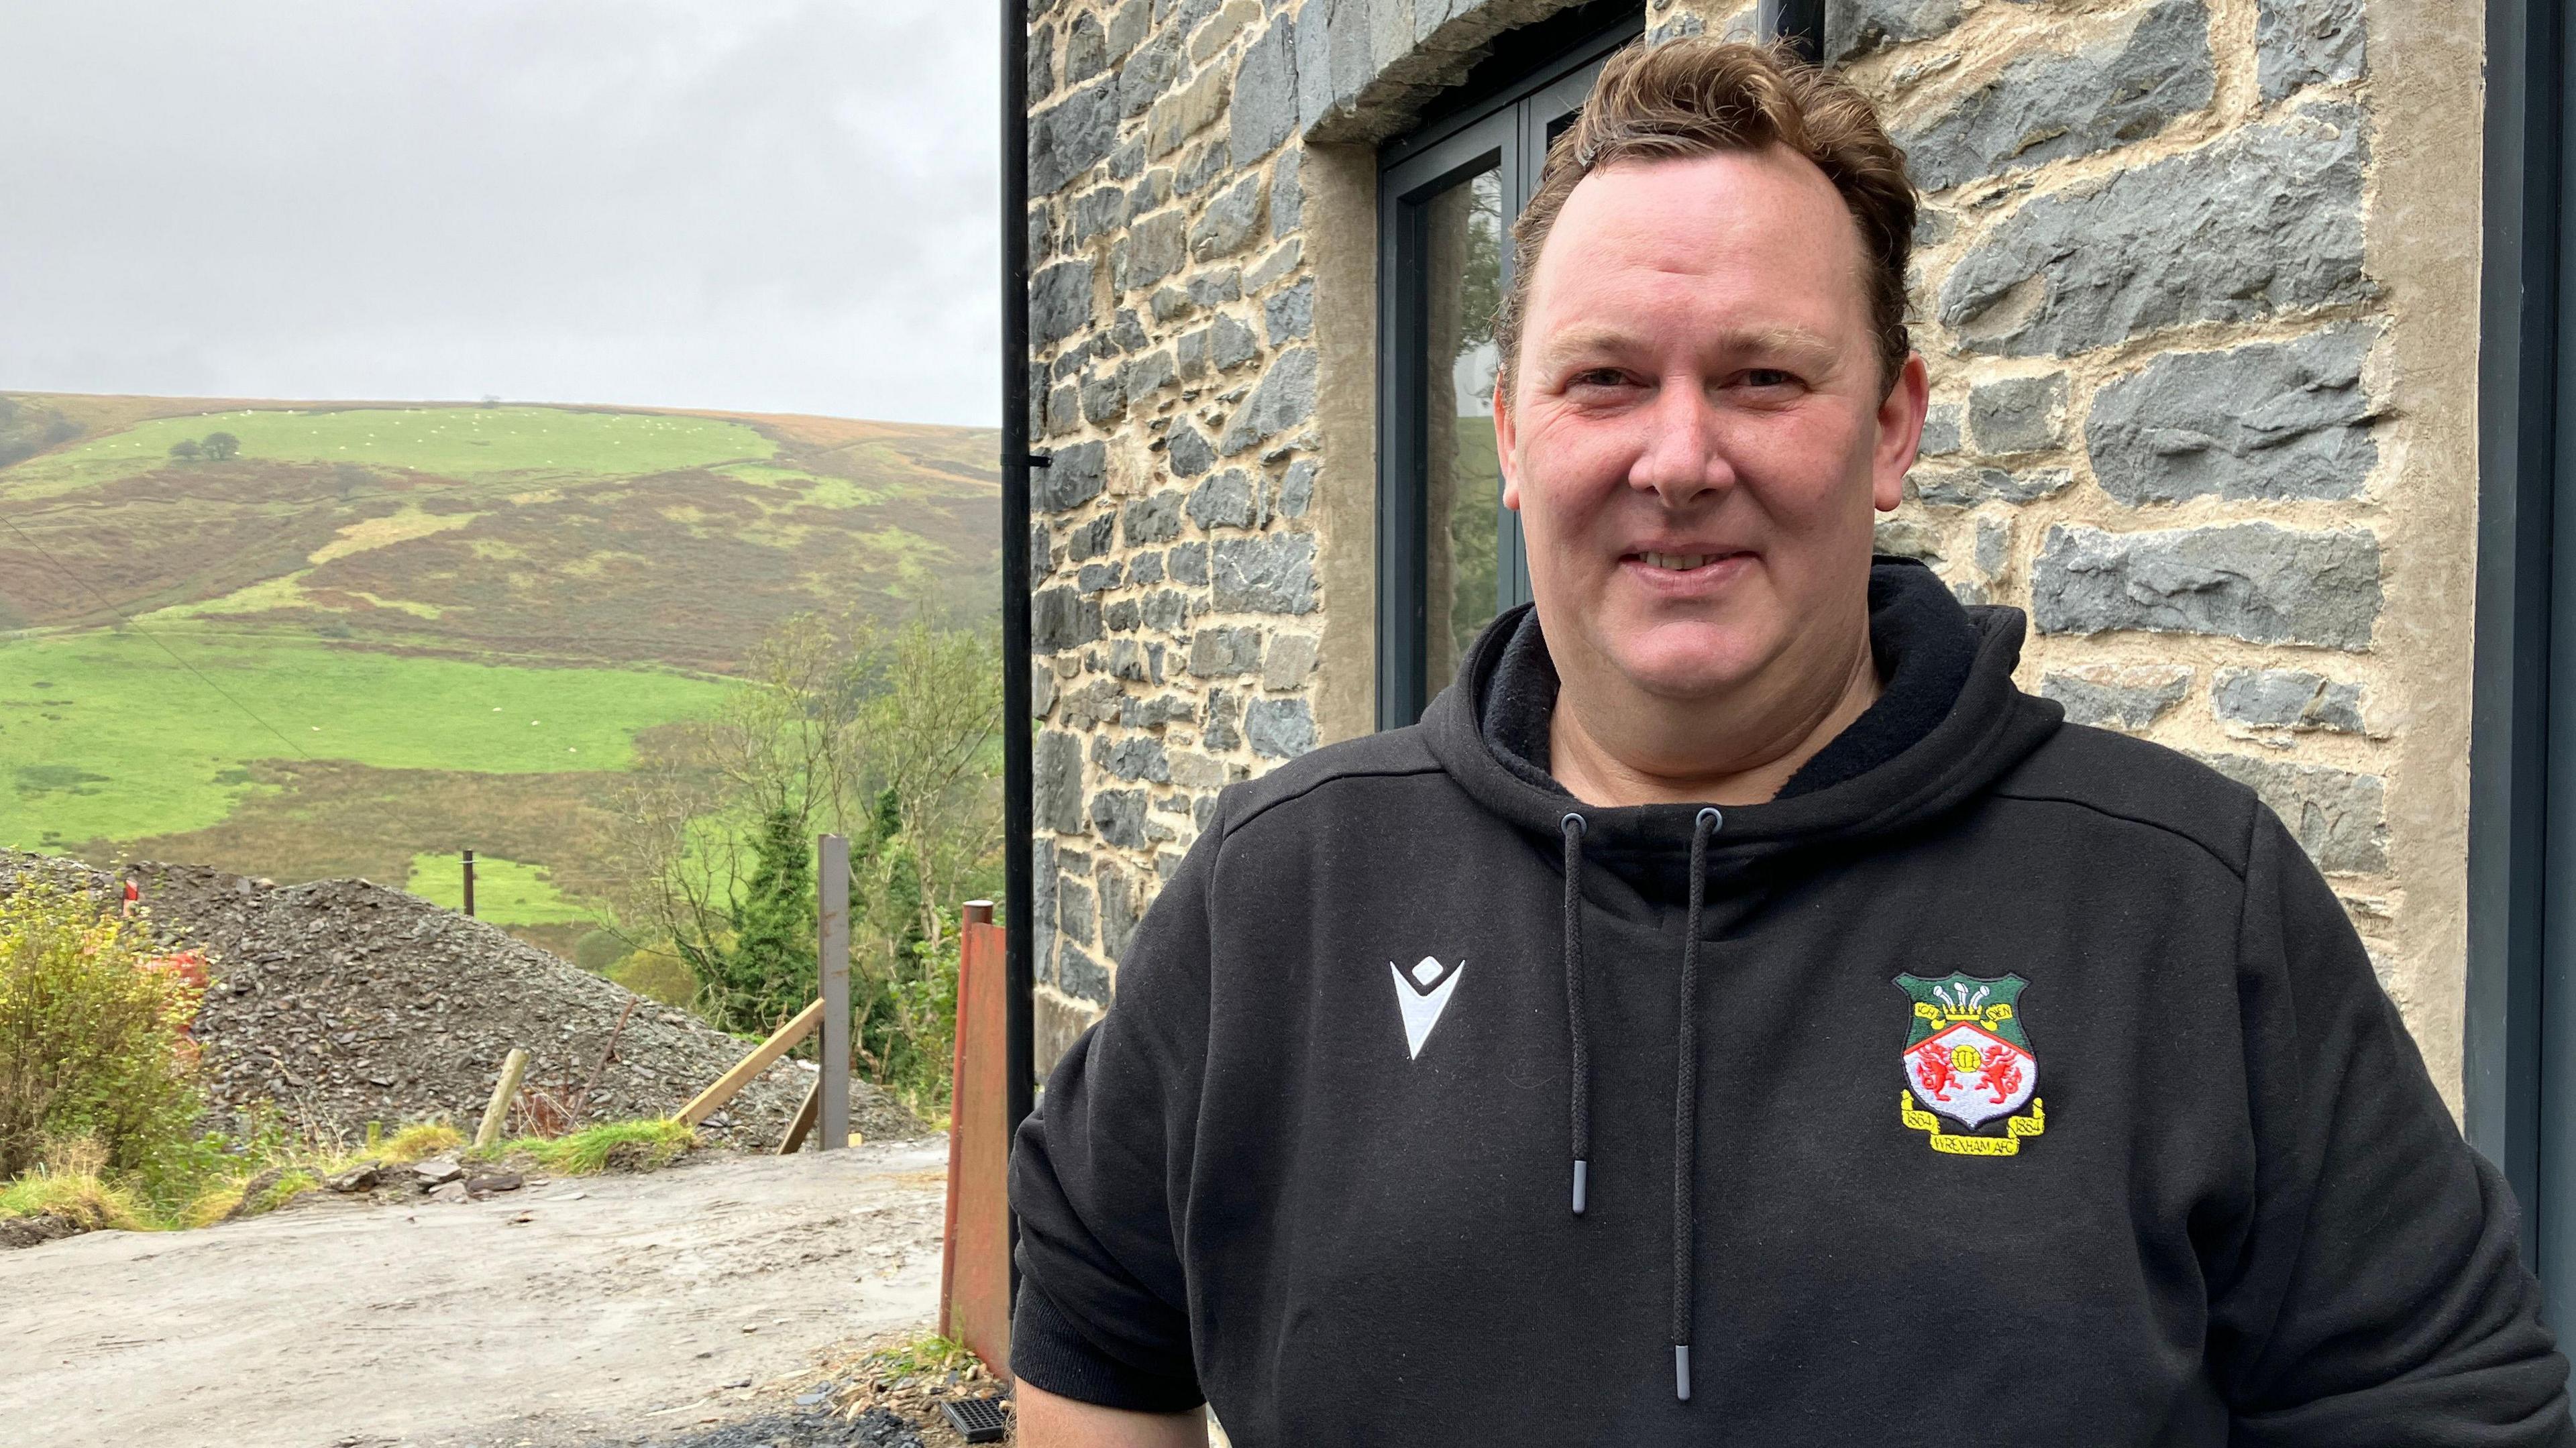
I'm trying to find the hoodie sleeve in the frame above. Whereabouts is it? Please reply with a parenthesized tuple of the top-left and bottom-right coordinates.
(2216, 810, 2571, 1444)
(1006, 819, 1218, 1413)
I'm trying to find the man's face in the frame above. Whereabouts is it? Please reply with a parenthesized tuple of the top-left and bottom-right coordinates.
(1494, 146, 1927, 704)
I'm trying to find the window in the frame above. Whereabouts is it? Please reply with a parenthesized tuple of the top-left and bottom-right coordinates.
(1375, 7, 1643, 729)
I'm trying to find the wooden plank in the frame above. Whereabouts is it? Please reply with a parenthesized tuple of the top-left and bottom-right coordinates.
(677, 998, 824, 1127)
(942, 903, 1012, 1375)
(475, 1048, 528, 1150)
(818, 835, 852, 1152)
(774, 1076, 823, 1156)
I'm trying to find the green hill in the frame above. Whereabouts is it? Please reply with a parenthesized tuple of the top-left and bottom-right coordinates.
(0, 393, 999, 952)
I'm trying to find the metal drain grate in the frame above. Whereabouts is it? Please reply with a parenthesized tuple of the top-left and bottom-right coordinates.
(942, 1396, 1010, 1443)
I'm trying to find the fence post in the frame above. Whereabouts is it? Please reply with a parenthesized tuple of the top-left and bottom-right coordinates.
(476, 1047, 528, 1150)
(462, 849, 477, 918)
(819, 834, 851, 1153)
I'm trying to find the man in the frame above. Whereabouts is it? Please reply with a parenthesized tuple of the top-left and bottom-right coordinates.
(1009, 38, 2572, 1447)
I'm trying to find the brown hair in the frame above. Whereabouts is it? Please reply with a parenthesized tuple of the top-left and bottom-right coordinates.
(1495, 38, 1919, 390)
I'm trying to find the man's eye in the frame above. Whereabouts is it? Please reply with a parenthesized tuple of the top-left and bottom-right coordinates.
(1566, 368, 1629, 390)
(1743, 369, 1796, 388)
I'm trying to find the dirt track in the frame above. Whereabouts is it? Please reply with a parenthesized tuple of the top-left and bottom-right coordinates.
(0, 1141, 951, 1448)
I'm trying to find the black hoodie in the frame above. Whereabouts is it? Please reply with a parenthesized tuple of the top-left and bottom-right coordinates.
(1010, 563, 2572, 1445)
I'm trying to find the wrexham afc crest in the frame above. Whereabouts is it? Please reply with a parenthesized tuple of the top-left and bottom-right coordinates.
(1894, 973, 2045, 1156)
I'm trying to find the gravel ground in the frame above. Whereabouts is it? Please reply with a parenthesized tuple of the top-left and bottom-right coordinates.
(0, 1140, 952, 1447)
(0, 850, 921, 1149)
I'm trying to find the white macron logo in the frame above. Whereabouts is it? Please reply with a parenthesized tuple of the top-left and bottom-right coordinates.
(1390, 956, 1464, 1059)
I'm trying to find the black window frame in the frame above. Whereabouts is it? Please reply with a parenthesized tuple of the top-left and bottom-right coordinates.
(2467, 0, 2576, 1339)
(1373, 7, 1643, 730)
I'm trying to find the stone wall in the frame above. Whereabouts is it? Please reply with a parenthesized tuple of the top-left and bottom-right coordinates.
(1024, 0, 2491, 1100)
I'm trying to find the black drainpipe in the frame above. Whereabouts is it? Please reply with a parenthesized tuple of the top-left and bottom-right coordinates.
(1001, 0, 1038, 1295)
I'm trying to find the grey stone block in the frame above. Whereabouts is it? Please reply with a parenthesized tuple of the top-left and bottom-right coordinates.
(1212, 314, 1260, 372)
(1110, 308, 1148, 351)
(1057, 942, 1111, 1002)
(2039, 664, 2192, 731)
(1063, 13, 1108, 84)
(1176, 135, 1231, 195)
(1104, 599, 1140, 632)
(1106, 0, 1149, 60)
(1090, 789, 1151, 848)
(1078, 561, 1126, 594)
(1203, 688, 1242, 750)
(1093, 732, 1173, 783)
(1279, 457, 1317, 517)
(2258, 0, 2364, 100)
(1169, 541, 1210, 586)
(1294, 0, 1332, 137)
(2032, 522, 2380, 650)
(1189, 268, 1243, 307)
(1189, 174, 1269, 260)
(1919, 402, 1964, 457)
(1150, 285, 1193, 323)
(1265, 277, 1315, 343)
(1067, 514, 1116, 563)
(1246, 237, 1302, 292)
(1032, 659, 1060, 718)
(2194, 752, 2387, 874)
(1035, 440, 1107, 514)
(1968, 373, 2068, 455)
(1130, 551, 1166, 586)
(1030, 79, 1121, 196)
(1190, 624, 1264, 676)
(2211, 667, 2366, 733)
(1122, 690, 1195, 727)
(1071, 186, 1128, 245)
(1232, 19, 1299, 162)
(1033, 838, 1057, 970)
(1080, 371, 1126, 426)
(1096, 865, 1142, 962)
(1142, 589, 1189, 632)
(1036, 731, 1085, 833)
(1213, 533, 1318, 613)
(1176, 327, 1210, 379)
(1120, 30, 1181, 120)
(1262, 630, 1318, 689)
(1125, 490, 1185, 545)
(1121, 348, 1177, 402)
(1167, 424, 1217, 478)
(1030, 258, 1097, 349)
(1044, 384, 1081, 437)
(1056, 875, 1096, 942)
(1939, 105, 2367, 357)
(1028, 200, 1056, 264)
(1825, 0, 1967, 63)
(1246, 698, 1317, 758)
(1273, 146, 1304, 238)
(1034, 586, 1105, 649)
(1189, 468, 1259, 529)
(1114, 211, 1185, 292)
(1898, 0, 2213, 192)
(1218, 348, 1317, 453)
(2085, 326, 2377, 504)
(1910, 465, 2073, 508)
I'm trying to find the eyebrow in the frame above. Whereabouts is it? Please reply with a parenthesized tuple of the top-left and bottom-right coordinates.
(1530, 322, 1843, 372)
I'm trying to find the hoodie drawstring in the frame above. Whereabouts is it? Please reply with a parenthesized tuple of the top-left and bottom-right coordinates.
(1558, 805, 1725, 1403)
(1674, 805, 1719, 1402)
(1560, 812, 1591, 1217)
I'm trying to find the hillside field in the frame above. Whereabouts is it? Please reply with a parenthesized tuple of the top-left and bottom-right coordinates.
(0, 392, 998, 952)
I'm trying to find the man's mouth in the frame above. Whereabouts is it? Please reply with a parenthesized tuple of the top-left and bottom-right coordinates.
(1627, 549, 1750, 572)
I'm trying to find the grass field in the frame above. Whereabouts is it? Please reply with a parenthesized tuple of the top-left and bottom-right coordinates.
(0, 392, 997, 949)
(0, 628, 727, 849)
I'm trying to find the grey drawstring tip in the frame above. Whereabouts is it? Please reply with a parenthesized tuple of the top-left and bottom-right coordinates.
(1571, 1160, 1589, 1215)
(1674, 1345, 1691, 1400)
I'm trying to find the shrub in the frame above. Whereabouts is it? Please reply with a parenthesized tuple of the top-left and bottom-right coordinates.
(0, 886, 207, 1186)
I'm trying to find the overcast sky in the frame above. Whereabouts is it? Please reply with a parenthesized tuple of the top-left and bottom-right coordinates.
(0, 1, 1001, 427)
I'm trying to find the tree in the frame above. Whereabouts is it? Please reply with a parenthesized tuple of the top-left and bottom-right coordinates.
(201, 432, 240, 461)
(167, 439, 201, 461)
(696, 808, 819, 1034)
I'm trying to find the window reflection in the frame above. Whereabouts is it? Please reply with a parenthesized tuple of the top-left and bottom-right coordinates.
(1421, 166, 1505, 698)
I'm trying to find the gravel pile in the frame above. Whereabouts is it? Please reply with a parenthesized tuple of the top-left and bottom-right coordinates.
(0, 850, 923, 1149)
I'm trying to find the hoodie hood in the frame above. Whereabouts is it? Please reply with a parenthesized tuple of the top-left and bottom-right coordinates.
(1420, 558, 2064, 909)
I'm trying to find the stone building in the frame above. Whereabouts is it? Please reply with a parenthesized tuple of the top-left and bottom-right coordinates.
(1018, 0, 2492, 1125)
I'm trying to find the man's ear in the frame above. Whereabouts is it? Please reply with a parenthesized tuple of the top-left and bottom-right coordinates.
(1872, 353, 1931, 514)
(1494, 375, 1521, 512)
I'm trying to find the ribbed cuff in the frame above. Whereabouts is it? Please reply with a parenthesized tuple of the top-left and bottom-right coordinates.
(1010, 1280, 1205, 1414)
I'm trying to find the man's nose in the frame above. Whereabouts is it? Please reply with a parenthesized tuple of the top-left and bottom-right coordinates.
(1625, 379, 1735, 506)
